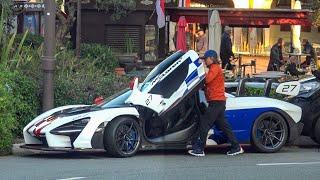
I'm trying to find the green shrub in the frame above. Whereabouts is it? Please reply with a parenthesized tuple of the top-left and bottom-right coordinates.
(1, 71, 40, 137)
(245, 87, 285, 100)
(0, 70, 16, 155)
(55, 49, 129, 106)
(15, 34, 44, 49)
(15, 45, 42, 80)
(55, 71, 129, 106)
(80, 43, 119, 72)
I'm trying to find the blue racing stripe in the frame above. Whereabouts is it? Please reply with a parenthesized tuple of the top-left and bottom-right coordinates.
(185, 70, 198, 84)
(193, 58, 202, 67)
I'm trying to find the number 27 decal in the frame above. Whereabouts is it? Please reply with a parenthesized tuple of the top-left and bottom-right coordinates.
(281, 84, 297, 93)
(145, 95, 152, 106)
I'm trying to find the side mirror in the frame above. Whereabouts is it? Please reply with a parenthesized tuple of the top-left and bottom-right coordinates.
(94, 96, 104, 105)
(276, 81, 300, 96)
(129, 77, 139, 90)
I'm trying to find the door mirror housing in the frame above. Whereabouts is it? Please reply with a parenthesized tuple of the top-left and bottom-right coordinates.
(129, 77, 139, 90)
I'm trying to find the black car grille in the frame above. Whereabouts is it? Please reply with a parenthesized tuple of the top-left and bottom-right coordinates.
(39, 137, 49, 147)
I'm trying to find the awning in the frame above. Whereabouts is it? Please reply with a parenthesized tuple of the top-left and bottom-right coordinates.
(167, 7, 312, 27)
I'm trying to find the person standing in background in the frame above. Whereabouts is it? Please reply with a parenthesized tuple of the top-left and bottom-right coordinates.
(268, 38, 284, 71)
(195, 28, 208, 57)
(301, 39, 316, 67)
(220, 26, 234, 70)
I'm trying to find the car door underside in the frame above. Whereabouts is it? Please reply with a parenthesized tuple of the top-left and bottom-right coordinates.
(137, 91, 202, 144)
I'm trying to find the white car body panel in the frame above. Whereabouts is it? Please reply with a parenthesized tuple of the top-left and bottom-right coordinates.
(22, 50, 303, 152)
(226, 97, 302, 123)
(200, 91, 301, 123)
(23, 105, 88, 144)
(24, 106, 139, 149)
(126, 50, 205, 114)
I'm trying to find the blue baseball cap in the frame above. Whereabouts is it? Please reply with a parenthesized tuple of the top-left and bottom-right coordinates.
(202, 50, 218, 59)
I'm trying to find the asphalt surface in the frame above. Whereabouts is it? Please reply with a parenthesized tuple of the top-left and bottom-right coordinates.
(1, 143, 320, 180)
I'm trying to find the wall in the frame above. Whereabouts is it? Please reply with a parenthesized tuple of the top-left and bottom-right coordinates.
(269, 25, 320, 46)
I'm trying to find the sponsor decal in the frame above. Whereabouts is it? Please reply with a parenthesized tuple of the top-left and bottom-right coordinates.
(33, 115, 57, 136)
(151, 58, 182, 85)
(72, 113, 89, 121)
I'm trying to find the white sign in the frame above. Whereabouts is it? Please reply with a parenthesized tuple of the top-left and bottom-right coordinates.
(141, 0, 153, 6)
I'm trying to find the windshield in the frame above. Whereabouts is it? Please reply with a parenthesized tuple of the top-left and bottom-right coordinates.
(297, 80, 320, 98)
(96, 89, 132, 108)
(141, 51, 185, 91)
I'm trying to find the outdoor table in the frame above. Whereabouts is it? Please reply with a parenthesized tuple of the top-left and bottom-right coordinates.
(234, 51, 250, 77)
(252, 74, 283, 79)
(252, 71, 286, 80)
(284, 53, 311, 68)
(256, 71, 286, 76)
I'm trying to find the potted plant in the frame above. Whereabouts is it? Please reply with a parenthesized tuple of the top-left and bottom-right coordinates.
(117, 34, 138, 66)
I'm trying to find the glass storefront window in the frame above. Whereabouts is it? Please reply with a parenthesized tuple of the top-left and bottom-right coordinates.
(145, 25, 158, 62)
(23, 12, 39, 35)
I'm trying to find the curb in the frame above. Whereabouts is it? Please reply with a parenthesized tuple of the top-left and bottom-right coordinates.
(12, 143, 41, 156)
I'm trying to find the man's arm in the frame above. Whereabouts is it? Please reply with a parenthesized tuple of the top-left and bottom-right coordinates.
(271, 47, 281, 64)
(205, 66, 219, 84)
(226, 38, 234, 57)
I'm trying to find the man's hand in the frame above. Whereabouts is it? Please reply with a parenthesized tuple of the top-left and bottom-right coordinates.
(205, 67, 209, 73)
(201, 59, 209, 73)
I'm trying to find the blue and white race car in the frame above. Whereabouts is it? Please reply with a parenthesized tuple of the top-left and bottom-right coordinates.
(22, 50, 303, 157)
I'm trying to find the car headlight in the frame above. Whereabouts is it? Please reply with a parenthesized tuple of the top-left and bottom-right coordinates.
(50, 118, 90, 136)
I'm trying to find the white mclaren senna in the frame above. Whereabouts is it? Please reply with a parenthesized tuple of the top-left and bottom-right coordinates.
(22, 50, 304, 157)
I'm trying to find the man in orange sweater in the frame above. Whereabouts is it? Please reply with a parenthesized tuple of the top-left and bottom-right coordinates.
(188, 50, 244, 157)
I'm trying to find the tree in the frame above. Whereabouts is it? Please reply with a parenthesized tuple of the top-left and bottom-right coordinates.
(312, 0, 320, 27)
(55, 0, 136, 47)
(0, 0, 12, 16)
(95, 0, 136, 21)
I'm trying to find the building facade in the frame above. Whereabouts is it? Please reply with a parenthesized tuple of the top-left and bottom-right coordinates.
(81, 0, 164, 64)
(166, 0, 317, 55)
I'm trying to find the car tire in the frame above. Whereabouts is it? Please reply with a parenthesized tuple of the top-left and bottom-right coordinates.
(251, 112, 288, 153)
(103, 116, 141, 157)
(312, 119, 320, 145)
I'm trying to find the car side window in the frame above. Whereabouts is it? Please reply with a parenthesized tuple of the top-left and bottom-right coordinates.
(150, 60, 189, 98)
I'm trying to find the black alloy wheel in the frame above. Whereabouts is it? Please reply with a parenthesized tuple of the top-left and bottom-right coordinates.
(104, 117, 141, 157)
(251, 112, 288, 153)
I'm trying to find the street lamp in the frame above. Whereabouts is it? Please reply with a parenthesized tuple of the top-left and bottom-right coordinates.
(41, 0, 56, 112)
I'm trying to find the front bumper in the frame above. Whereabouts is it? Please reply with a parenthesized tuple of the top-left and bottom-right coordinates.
(20, 144, 102, 152)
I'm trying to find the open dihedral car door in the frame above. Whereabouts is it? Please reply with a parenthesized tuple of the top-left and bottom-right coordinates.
(126, 50, 205, 114)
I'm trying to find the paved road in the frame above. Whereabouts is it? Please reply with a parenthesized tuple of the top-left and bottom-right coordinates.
(1, 145, 320, 180)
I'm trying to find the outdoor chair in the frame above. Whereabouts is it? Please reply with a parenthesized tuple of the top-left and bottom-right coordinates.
(240, 59, 256, 77)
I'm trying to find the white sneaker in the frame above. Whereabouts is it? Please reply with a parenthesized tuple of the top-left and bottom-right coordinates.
(227, 146, 244, 156)
(188, 150, 205, 157)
